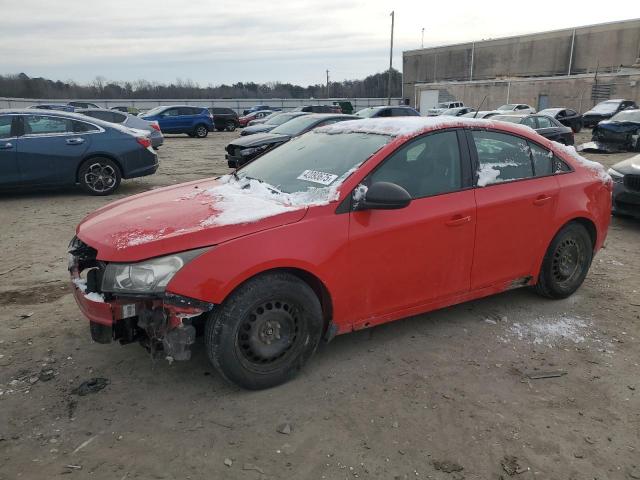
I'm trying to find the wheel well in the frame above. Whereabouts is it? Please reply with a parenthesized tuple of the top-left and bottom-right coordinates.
(76, 154, 123, 183)
(568, 217, 597, 250)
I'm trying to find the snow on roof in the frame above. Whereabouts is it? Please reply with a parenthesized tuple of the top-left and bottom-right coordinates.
(315, 116, 536, 138)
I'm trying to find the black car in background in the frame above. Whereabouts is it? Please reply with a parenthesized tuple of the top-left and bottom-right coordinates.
(591, 110, 640, 152)
(355, 106, 421, 118)
(492, 114, 574, 145)
(242, 105, 281, 115)
(226, 114, 357, 168)
(68, 101, 102, 109)
(208, 107, 240, 131)
(608, 153, 640, 218)
(582, 99, 638, 128)
(538, 108, 583, 133)
(294, 105, 340, 113)
(240, 112, 309, 136)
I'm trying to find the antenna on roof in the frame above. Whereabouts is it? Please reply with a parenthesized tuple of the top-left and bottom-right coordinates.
(473, 95, 487, 118)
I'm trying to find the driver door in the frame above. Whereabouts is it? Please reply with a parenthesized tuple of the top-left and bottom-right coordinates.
(347, 129, 476, 328)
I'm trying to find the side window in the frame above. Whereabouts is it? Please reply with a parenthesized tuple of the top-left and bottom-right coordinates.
(521, 117, 537, 128)
(72, 121, 99, 133)
(554, 156, 571, 173)
(368, 130, 462, 199)
(529, 142, 553, 176)
(111, 112, 127, 123)
(178, 107, 192, 116)
(537, 116, 553, 128)
(377, 109, 392, 117)
(24, 115, 71, 135)
(472, 130, 533, 186)
(0, 116, 12, 137)
(163, 108, 180, 116)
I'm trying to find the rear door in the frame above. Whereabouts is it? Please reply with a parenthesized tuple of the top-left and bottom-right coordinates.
(469, 129, 559, 289)
(16, 114, 95, 185)
(0, 115, 20, 185)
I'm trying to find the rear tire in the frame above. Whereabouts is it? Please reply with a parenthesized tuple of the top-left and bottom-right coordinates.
(204, 272, 323, 390)
(194, 124, 208, 138)
(78, 157, 121, 196)
(226, 122, 237, 132)
(535, 223, 593, 299)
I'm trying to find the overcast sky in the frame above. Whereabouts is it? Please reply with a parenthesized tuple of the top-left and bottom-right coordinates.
(1, 0, 637, 86)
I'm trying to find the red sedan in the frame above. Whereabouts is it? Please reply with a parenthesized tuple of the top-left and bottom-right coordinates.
(69, 117, 612, 389)
(238, 110, 273, 127)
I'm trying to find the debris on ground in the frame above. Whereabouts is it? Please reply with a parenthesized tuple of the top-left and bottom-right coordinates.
(72, 378, 109, 396)
(432, 459, 464, 473)
(242, 463, 265, 474)
(501, 455, 527, 475)
(224, 458, 233, 467)
(525, 370, 567, 380)
(38, 369, 55, 382)
(277, 422, 292, 435)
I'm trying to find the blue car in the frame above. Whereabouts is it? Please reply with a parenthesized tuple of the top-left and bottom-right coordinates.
(140, 105, 214, 138)
(0, 109, 158, 195)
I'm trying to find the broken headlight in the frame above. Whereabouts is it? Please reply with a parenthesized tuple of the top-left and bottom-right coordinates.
(607, 168, 623, 184)
(101, 248, 207, 295)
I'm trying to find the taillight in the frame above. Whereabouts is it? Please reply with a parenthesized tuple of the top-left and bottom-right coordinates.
(150, 122, 161, 132)
(136, 137, 151, 149)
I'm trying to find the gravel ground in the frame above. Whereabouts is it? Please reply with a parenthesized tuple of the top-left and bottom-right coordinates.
(0, 130, 639, 480)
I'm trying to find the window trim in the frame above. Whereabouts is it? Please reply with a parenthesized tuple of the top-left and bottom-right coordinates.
(14, 113, 105, 138)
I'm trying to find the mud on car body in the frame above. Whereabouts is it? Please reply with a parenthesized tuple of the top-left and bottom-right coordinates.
(70, 117, 612, 390)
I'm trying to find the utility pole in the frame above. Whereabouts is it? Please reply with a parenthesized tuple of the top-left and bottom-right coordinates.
(421, 27, 424, 48)
(387, 10, 394, 106)
(326, 70, 330, 98)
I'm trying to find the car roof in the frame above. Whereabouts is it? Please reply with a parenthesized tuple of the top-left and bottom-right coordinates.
(0, 108, 134, 132)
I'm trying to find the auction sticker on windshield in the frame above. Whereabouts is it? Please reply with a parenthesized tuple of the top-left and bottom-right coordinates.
(297, 170, 338, 185)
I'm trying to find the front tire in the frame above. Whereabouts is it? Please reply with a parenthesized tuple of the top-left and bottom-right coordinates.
(535, 223, 593, 299)
(205, 272, 323, 390)
(225, 121, 237, 132)
(194, 124, 208, 138)
(78, 157, 121, 195)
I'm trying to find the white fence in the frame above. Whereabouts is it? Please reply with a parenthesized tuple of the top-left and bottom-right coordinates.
(0, 97, 403, 114)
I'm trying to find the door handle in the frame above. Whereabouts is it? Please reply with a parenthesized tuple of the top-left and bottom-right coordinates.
(445, 215, 471, 227)
(66, 137, 85, 145)
(533, 195, 552, 206)
(0, 142, 12, 150)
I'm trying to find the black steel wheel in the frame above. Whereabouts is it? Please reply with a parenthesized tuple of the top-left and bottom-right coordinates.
(205, 272, 323, 390)
(535, 223, 593, 299)
(78, 157, 121, 196)
(194, 124, 208, 138)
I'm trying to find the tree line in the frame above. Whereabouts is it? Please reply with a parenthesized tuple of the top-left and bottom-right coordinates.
(0, 69, 402, 99)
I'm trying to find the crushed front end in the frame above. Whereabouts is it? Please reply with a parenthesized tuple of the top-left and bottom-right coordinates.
(68, 236, 213, 361)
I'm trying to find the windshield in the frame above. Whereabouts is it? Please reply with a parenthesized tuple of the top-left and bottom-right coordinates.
(497, 104, 517, 111)
(270, 115, 323, 136)
(436, 103, 450, 109)
(441, 108, 460, 116)
(590, 101, 620, 114)
(238, 131, 390, 194)
(355, 108, 379, 118)
(610, 110, 640, 122)
(492, 115, 522, 124)
(266, 113, 303, 126)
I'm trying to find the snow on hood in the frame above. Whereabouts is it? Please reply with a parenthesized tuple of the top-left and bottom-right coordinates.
(553, 143, 611, 184)
(197, 175, 340, 226)
(316, 116, 536, 138)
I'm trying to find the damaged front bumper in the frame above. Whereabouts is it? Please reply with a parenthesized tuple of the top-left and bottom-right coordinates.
(69, 237, 214, 361)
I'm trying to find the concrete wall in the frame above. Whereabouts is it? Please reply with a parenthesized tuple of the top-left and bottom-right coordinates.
(0, 97, 402, 114)
(412, 71, 640, 113)
(403, 18, 640, 104)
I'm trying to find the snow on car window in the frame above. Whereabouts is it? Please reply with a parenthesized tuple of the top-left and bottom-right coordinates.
(472, 131, 533, 186)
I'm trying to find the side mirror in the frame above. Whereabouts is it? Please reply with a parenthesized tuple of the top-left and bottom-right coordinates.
(357, 182, 412, 211)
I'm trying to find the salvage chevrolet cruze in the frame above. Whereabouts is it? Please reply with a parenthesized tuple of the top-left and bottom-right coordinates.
(69, 117, 612, 389)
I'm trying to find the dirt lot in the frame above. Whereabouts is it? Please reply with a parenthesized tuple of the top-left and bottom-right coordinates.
(1, 130, 639, 480)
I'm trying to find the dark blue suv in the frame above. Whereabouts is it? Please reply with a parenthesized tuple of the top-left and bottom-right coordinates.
(141, 105, 214, 138)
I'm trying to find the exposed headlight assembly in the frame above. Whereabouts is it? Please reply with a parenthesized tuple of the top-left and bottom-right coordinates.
(607, 168, 624, 183)
(101, 248, 207, 295)
(240, 145, 269, 156)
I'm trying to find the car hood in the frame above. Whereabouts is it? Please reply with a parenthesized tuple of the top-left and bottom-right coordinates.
(76, 178, 308, 262)
(611, 153, 640, 175)
(228, 132, 291, 148)
(583, 110, 613, 117)
(594, 120, 640, 132)
(242, 124, 276, 135)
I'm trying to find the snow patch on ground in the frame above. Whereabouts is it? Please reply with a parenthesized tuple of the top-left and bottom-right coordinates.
(505, 315, 591, 347)
(72, 277, 105, 303)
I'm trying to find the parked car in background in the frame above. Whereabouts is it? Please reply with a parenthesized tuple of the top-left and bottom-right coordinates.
(140, 106, 213, 138)
(68, 101, 102, 109)
(69, 117, 611, 390)
(240, 112, 309, 136)
(426, 101, 464, 116)
(496, 104, 536, 115)
(294, 105, 340, 113)
(28, 104, 75, 112)
(246, 112, 281, 126)
(0, 109, 157, 195)
(208, 107, 240, 132)
(440, 107, 476, 117)
(226, 113, 357, 168)
(77, 108, 164, 149)
(355, 106, 421, 118)
(333, 101, 354, 114)
(538, 108, 583, 133)
(242, 105, 281, 115)
(582, 99, 638, 128)
(461, 110, 501, 119)
(589, 109, 640, 152)
(608, 153, 640, 217)
(238, 110, 273, 128)
(492, 114, 574, 145)
(111, 106, 141, 116)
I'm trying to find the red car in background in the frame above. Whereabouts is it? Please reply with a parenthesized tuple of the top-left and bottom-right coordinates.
(238, 110, 273, 127)
(69, 117, 612, 390)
